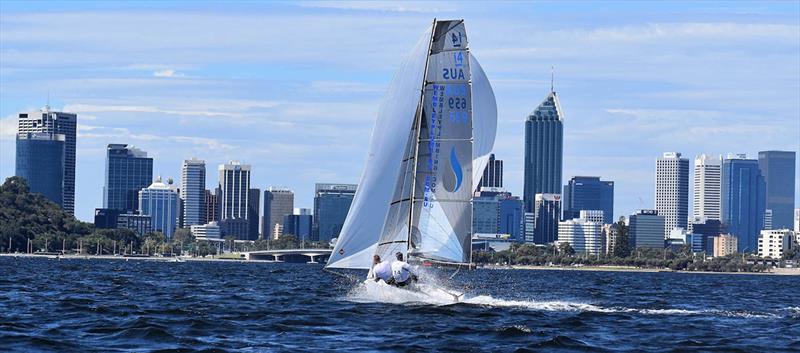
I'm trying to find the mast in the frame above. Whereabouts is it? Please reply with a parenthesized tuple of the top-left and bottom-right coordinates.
(405, 18, 438, 257)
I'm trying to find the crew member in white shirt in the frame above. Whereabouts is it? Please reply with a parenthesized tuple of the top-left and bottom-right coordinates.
(388, 252, 418, 287)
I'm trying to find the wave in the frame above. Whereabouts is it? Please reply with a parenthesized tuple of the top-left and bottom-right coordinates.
(346, 282, 783, 319)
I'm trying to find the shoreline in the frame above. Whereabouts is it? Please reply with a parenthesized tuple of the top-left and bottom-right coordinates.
(481, 264, 800, 276)
(0, 253, 281, 263)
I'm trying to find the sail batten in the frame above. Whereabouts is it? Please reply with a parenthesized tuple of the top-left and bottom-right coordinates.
(326, 19, 496, 270)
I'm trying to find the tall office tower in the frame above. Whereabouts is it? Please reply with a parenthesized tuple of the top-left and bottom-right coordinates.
(758, 151, 796, 229)
(15, 132, 65, 206)
(262, 187, 294, 240)
(693, 154, 722, 220)
(248, 188, 261, 240)
(104, 144, 153, 213)
(558, 214, 603, 255)
(218, 162, 251, 239)
(17, 107, 77, 214)
(532, 193, 561, 244)
(138, 177, 179, 239)
(523, 87, 564, 212)
(722, 155, 766, 253)
(180, 158, 206, 227)
(629, 209, 666, 249)
(313, 183, 357, 242)
(478, 154, 503, 189)
(655, 152, 690, 238)
(283, 208, 313, 241)
(203, 189, 219, 224)
(563, 176, 614, 224)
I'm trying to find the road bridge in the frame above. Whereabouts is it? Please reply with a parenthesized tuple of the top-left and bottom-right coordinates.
(243, 248, 332, 263)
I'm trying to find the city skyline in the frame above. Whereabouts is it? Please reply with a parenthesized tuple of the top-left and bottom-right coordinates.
(1, 1, 799, 222)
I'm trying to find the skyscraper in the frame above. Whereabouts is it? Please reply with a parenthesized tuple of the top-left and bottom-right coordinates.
(203, 189, 219, 224)
(758, 151, 796, 229)
(218, 162, 251, 240)
(104, 144, 153, 213)
(478, 153, 503, 189)
(15, 132, 65, 206)
(655, 152, 690, 237)
(722, 155, 766, 253)
(472, 189, 523, 241)
(532, 193, 561, 244)
(138, 177, 179, 239)
(313, 183, 357, 242)
(180, 158, 206, 227)
(523, 87, 564, 212)
(248, 188, 261, 240)
(693, 154, 722, 221)
(17, 107, 77, 214)
(563, 176, 614, 224)
(262, 187, 294, 240)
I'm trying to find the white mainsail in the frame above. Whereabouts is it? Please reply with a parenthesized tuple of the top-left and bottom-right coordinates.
(326, 19, 496, 270)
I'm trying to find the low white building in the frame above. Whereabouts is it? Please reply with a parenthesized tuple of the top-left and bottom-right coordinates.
(191, 221, 221, 240)
(558, 216, 603, 255)
(758, 229, 794, 259)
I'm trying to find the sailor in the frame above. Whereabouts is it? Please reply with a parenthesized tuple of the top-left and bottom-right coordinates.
(368, 255, 393, 283)
(387, 252, 418, 287)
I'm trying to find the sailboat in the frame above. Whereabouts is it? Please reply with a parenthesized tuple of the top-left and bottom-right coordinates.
(325, 19, 497, 298)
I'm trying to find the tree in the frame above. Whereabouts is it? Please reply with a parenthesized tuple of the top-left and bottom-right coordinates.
(559, 242, 575, 256)
(611, 219, 631, 258)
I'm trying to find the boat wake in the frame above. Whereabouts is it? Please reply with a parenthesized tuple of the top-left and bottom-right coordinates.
(346, 283, 784, 319)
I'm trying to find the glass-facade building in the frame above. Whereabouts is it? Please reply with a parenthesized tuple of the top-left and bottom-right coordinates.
(478, 154, 503, 189)
(758, 151, 796, 230)
(283, 209, 313, 241)
(180, 158, 206, 227)
(472, 190, 523, 241)
(104, 144, 153, 213)
(17, 108, 77, 214)
(563, 176, 614, 224)
(523, 91, 563, 212)
(138, 179, 179, 239)
(313, 183, 357, 242)
(629, 209, 665, 249)
(15, 132, 65, 206)
(248, 188, 261, 241)
(532, 193, 561, 244)
(722, 156, 766, 253)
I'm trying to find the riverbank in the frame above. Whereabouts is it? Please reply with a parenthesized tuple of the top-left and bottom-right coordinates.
(0, 253, 278, 263)
(480, 264, 800, 276)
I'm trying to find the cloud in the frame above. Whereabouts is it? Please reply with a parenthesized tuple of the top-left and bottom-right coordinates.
(0, 115, 17, 140)
(153, 69, 183, 78)
(299, 1, 453, 13)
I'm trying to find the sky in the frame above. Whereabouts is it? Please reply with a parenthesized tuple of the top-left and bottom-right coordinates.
(1, 1, 798, 222)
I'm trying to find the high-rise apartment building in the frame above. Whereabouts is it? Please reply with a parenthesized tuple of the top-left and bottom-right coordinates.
(138, 177, 179, 239)
(17, 107, 77, 214)
(15, 132, 65, 206)
(563, 176, 614, 224)
(262, 187, 294, 240)
(558, 213, 604, 255)
(757, 229, 793, 259)
(722, 154, 766, 253)
(218, 162, 251, 240)
(693, 154, 721, 221)
(180, 158, 206, 227)
(523, 89, 563, 212)
(104, 144, 153, 213)
(713, 234, 738, 257)
(656, 152, 690, 238)
(532, 193, 561, 244)
(478, 154, 503, 189)
(313, 183, 357, 242)
(629, 209, 665, 249)
(758, 151, 796, 229)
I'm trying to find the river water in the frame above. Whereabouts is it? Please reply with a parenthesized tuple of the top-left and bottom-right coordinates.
(1, 257, 798, 352)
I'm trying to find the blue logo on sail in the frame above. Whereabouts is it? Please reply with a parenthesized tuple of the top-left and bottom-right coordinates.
(443, 146, 463, 193)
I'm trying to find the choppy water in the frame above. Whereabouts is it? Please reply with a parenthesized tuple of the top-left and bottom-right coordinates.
(1, 257, 798, 352)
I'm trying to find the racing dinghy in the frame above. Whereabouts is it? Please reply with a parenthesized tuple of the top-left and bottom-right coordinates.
(325, 19, 497, 303)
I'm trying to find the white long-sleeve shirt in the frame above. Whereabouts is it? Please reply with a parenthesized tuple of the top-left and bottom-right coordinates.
(391, 261, 413, 283)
